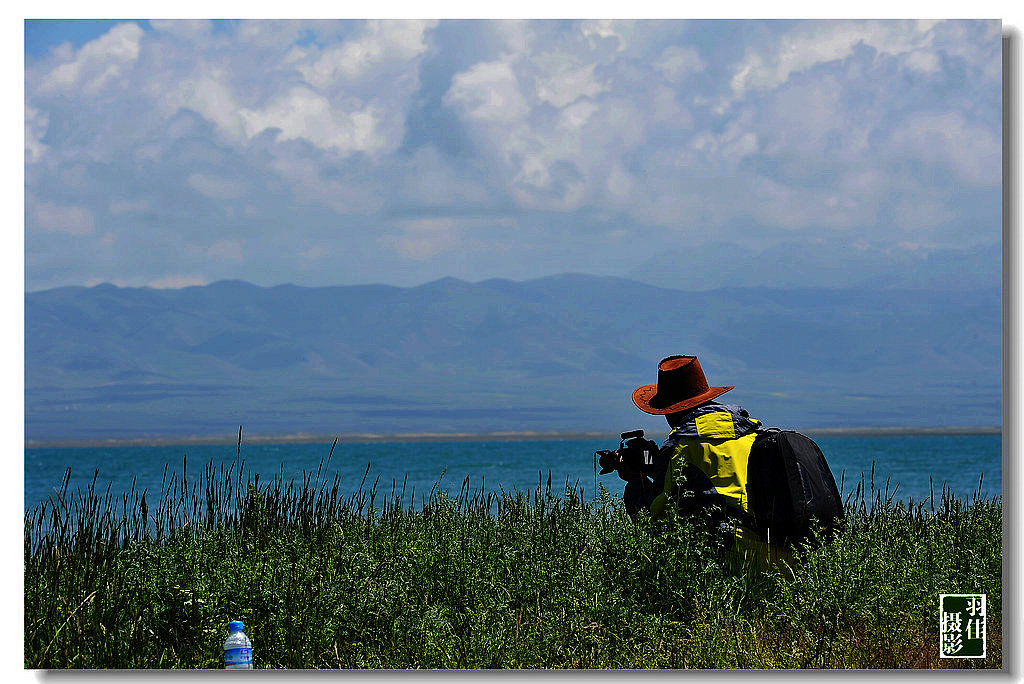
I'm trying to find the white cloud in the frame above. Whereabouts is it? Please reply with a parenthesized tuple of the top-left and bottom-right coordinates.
(446, 59, 531, 125)
(239, 87, 386, 155)
(904, 50, 941, 74)
(932, 20, 1002, 83)
(28, 20, 435, 165)
(732, 68, 873, 171)
(169, 68, 248, 143)
(39, 22, 144, 94)
(885, 111, 1001, 187)
(24, 106, 48, 164)
(729, 20, 938, 99)
(23, 19, 1002, 290)
(445, 28, 666, 213)
(656, 45, 706, 84)
(296, 19, 436, 88)
(558, 99, 599, 130)
(580, 20, 627, 52)
(31, 202, 96, 236)
(688, 116, 760, 174)
(223, 20, 436, 157)
(534, 59, 607, 108)
(605, 164, 635, 200)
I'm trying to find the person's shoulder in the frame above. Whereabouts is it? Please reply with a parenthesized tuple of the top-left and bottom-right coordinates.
(664, 433, 701, 448)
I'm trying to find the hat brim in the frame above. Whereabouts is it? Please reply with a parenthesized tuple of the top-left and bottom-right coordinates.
(632, 384, 735, 415)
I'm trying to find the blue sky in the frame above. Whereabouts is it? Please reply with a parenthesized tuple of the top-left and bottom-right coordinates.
(25, 19, 144, 58)
(23, 18, 1003, 291)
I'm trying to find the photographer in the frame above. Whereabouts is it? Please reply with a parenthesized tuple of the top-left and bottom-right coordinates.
(611, 355, 786, 568)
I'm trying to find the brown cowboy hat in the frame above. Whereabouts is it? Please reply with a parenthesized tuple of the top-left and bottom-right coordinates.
(632, 355, 734, 415)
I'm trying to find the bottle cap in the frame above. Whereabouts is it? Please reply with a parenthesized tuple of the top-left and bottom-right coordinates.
(229, 621, 244, 632)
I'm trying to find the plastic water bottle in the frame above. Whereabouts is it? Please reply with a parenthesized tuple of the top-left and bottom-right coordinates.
(224, 620, 253, 669)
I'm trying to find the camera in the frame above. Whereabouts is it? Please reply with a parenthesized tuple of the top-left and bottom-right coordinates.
(595, 429, 662, 476)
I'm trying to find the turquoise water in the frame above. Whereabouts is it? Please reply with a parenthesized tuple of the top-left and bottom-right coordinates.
(24, 434, 1002, 514)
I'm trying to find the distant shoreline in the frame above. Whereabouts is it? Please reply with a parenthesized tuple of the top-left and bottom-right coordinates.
(24, 425, 1002, 449)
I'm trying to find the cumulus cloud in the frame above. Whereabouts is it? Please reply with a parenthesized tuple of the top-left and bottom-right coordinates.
(24, 19, 1002, 291)
(296, 19, 436, 88)
(38, 22, 144, 94)
(446, 59, 531, 124)
(443, 23, 703, 213)
(728, 20, 939, 99)
(231, 20, 437, 157)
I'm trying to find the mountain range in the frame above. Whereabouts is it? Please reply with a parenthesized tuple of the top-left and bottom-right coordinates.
(626, 241, 1000, 291)
(25, 273, 1001, 444)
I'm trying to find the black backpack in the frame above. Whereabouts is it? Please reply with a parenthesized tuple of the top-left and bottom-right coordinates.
(745, 429, 844, 546)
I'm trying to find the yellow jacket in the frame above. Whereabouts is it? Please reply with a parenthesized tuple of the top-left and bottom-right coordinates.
(649, 403, 793, 570)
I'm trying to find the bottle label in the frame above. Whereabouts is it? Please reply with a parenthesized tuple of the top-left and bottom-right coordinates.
(225, 647, 253, 669)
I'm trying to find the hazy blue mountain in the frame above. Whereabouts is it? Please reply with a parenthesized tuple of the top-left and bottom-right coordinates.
(626, 241, 1001, 291)
(25, 275, 1001, 443)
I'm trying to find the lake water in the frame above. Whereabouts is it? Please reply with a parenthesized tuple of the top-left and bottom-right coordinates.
(24, 434, 1002, 515)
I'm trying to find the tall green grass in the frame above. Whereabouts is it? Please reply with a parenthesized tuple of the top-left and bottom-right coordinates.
(24, 449, 1001, 669)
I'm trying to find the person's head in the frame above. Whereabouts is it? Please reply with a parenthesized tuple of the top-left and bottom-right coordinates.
(632, 355, 733, 417)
